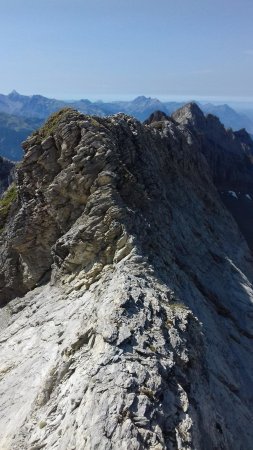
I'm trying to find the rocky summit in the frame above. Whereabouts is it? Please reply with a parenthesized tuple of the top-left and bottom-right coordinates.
(0, 108, 253, 450)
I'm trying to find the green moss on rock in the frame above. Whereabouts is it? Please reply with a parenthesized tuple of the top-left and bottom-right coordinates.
(35, 108, 76, 139)
(0, 184, 17, 232)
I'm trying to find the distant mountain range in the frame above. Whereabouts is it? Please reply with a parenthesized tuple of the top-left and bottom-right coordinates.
(200, 103, 253, 133)
(0, 112, 42, 160)
(1, 91, 253, 160)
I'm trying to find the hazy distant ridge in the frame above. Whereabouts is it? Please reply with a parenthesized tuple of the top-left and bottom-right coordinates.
(1, 91, 253, 160)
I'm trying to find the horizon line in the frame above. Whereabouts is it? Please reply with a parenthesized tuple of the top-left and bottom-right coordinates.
(2, 90, 253, 105)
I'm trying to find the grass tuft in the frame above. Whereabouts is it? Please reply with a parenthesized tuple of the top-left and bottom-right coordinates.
(34, 108, 76, 139)
(0, 184, 17, 232)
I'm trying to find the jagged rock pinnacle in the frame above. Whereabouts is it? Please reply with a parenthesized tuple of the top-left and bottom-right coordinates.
(172, 102, 206, 128)
(143, 110, 170, 125)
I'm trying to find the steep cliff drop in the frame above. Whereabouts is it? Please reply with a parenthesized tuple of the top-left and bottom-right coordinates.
(0, 108, 252, 450)
(172, 102, 253, 252)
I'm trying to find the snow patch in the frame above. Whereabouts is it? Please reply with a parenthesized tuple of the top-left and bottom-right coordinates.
(228, 191, 238, 199)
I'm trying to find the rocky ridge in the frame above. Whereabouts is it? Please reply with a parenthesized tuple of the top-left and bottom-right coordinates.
(0, 109, 253, 449)
(172, 103, 253, 252)
(1, 92, 253, 162)
(172, 102, 253, 190)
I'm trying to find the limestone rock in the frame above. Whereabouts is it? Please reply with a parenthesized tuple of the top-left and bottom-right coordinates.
(0, 109, 253, 449)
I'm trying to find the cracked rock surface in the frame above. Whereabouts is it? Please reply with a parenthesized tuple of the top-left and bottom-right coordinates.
(0, 109, 253, 449)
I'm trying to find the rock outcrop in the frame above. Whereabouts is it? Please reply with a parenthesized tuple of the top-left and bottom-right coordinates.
(0, 109, 253, 449)
(0, 156, 15, 195)
(172, 102, 253, 190)
(173, 102, 253, 252)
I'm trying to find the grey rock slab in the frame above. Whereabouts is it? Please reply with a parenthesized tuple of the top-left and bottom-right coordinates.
(0, 110, 253, 449)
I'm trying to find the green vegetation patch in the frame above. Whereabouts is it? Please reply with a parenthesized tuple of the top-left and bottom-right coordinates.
(0, 184, 17, 231)
(35, 107, 76, 139)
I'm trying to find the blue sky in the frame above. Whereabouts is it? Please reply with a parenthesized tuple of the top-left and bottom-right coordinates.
(0, 0, 253, 101)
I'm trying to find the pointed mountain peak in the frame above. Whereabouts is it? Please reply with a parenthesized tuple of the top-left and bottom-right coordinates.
(8, 90, 21, 99)
(144, 110, 170, 125)
(172, 102, 206, 129)
(175, 101, 204, 117)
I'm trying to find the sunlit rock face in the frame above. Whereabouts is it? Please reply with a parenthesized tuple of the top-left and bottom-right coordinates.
(0, 109, 253, 450)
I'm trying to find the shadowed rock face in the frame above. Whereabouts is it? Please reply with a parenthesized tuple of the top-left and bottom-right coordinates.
(173, 103, 253, 253)
(0, 156, 14, 195)
(0, 109, 253, 450)
(172, 102, 253, 190)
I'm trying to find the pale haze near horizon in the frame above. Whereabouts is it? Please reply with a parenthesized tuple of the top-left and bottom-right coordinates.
(0, 0, 253, 102)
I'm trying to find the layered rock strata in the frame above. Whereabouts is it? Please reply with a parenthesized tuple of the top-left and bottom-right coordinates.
(0, 109, 253, 449)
